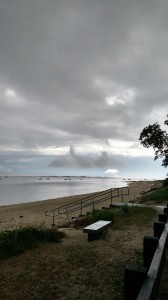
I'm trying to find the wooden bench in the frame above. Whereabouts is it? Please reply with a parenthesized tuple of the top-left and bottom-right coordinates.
(83, 220, 112, 242)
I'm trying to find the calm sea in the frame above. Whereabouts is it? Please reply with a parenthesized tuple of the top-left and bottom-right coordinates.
(0, 176, 129, 206)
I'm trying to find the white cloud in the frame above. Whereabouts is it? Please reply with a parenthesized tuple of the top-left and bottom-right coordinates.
(105, 96, 124, 106)
(105, 169, 119, 175)
(36, 146, 69, 156)
(107, 139, 154, 157)
(3, 86, 26, 106)
(5, 89, 16, 98)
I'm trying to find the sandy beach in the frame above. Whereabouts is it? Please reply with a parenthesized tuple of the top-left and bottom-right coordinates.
(0, 180, 162, 231)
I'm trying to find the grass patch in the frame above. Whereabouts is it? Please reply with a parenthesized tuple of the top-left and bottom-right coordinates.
(92, 209, 115, 223)
(0, 226, 64, 259)
(113, 206, 157, 229)
(73, 205, 157, 231)
(66, 244, 97, 266)
(139, 186, 168, 204)
(92, 205, 157, 229)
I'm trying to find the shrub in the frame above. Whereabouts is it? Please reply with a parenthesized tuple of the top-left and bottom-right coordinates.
(0, 226, 64, 259)
(139, 186, 168, 204)
(121, 204, 129, 214)
(92, 209, 115, 223)
(162, 178, 168, 187)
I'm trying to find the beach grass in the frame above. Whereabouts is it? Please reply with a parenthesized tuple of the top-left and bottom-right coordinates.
(0, 226, 64, 259)
(73, 205, 157, 230)
(139, 186, 168, 204)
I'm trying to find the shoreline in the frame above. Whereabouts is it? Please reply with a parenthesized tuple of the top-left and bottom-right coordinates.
(0, 180, 163, 231)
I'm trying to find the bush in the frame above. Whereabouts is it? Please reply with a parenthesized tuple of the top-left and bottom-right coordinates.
(139, 186, 168, 204)
(92, 209, 115, 223)
(162, 178, 168, 187)
(0, 226, 64, 259)
(121, 204, 129, 214)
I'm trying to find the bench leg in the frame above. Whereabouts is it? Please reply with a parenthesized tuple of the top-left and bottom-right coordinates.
(88, 231, 105, 242)
(88, 234, 99, 242)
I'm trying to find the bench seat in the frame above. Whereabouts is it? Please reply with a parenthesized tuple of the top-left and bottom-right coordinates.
(83, 220, 112, 242)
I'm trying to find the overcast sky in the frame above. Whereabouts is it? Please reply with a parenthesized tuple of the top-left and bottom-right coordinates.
(0, 0, 168, 178)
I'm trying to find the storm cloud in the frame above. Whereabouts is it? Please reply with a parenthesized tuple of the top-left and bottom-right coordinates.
(0, 0, 168, 177)
(49, 146, 125, 169)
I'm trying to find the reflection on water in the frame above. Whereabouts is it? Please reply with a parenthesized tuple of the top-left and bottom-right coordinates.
(0, 176, 128, 206)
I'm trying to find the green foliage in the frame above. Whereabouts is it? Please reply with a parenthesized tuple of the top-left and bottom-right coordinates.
(163, 178, 168, 187)
(92, 209, 115, 223)
(0, 226, 64, 259)
(139, 115, 168, 168)
(121, 204, 129, 213)
(91, 205, 130, 224)
(113, 206, 157, 229)
(139, 186, 168, 204)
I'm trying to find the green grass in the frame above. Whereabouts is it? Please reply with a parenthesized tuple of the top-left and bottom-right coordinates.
(0, 226, 64, 259)
(113, 206, 157, 229)
(92, 208, 115, 223)
(92, 205, 134, 223)
(73, 205, 157, 231)
(139, 186, 168, 204)
(92, 205, 156, 227)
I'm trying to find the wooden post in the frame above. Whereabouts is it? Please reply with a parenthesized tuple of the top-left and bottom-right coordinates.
(93, 198, 95, 211)
(143, 236, 159, 269)
(163, 207, 168, 214)
(158, 213, 168, 223)
(124, 265, 147, 300)
(79, 200, 83, 217)
(154, 222, 165, 238)
(121, 189, 123, 203)
(111, 189, 113, 205)
(66, 208, 69, 219)
(52, 212, 55, 227)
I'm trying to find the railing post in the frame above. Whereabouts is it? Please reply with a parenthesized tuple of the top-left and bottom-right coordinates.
(124, 265, 147, 300)
(143, 236, 159, 269)
(66, 208, 68, 219)
(158, 213, 168, 223)
(154, 222, 165, 238)
(93, 198, 95, 211)
(111, 189, 113, 205)
(52, 212, 55, 227)
(121, 189, 123, 203)
(164, 207, 168, 214)
(80, 200, 82, 216)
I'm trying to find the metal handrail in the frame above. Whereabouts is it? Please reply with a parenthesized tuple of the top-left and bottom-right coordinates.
(45, 186, 129, 226)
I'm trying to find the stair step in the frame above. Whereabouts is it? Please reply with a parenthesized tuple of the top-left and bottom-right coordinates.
(102, 206, 110, 210)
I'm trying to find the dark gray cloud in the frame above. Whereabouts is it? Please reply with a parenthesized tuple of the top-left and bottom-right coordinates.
(49, 146, 125, 169)
(0, 0, 168, 175)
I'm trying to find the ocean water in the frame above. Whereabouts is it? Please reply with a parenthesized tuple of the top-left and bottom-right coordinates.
(0, 176, 129, 206)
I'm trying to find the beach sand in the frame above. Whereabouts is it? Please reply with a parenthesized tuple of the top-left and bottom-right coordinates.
(0, 180, 162, 231)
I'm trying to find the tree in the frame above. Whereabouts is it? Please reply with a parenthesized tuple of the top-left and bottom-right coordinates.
(139, 115, 168, 168)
